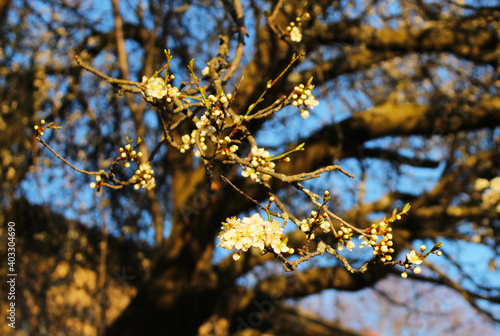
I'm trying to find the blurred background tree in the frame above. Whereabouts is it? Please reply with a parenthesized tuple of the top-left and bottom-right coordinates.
(1, 0, 500, 335)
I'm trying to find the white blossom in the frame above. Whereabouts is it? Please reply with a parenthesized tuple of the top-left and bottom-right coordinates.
(300, 219, 311, 232)
(290, 26, 302, 42)
(217, 214, 294, 258)
(345, 241, 355, 251)
(303, 95, 319, 108)
(240, 146, 275, 182)
(142, 76, 180, 102)
(196, 115, 216, 134)
(142, 177, 156, 190)
(132, 162, 156, 190)
(406, 250, 422, 265)
(359, 235, 369, 248)
(291, 82, 319, 118)
(143, 76, 167, 99)
(319, 220, 330, 233)
(241, 166, 260, 182)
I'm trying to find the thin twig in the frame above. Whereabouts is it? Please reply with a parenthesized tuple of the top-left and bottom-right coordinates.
(221, 175, 270, 213)
(37, 136, 99, 175)
(280, 250, 323, 272)
(100, 182, 123, 190)
(75, 55, 142, 93)
(268, 192, 301, 228)
(233, 155, 354, 183)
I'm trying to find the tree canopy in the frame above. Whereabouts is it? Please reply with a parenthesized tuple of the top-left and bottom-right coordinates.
(1, 0, 500, 335)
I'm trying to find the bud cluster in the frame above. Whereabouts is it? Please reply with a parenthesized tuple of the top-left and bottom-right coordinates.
(286, 12, 310, 43)
(119, 143, 143, 168)
(90, 174, 104, 190)
(401, 243, 443, 278)
(287, 22, 302, 43)
(88, 139, 155, 191)
(218, 136, 239, 159)
(359, 221, 395, 262)
(130, 162, 156, 190)
(197, 93, 233, 134)
(337, 225, 355, 251)
(33, 119, 61, 136)
(291, 83, 319, 119)
(241, 147, 275, 182)
(180, 130, 201, 155)
(359, 204, 411, 261)
(178, 93, 235, 157)
(300, 211, 330, 239)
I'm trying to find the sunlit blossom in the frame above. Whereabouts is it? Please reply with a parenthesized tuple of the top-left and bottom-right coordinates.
(240, 146, 275, 182)
(290, 26, 302, 42)
(217, 214, 294, 259)
(406, 250, 422, 264)
(142, 76, 180, 102)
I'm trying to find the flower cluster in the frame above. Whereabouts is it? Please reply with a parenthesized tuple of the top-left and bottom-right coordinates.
(178, 93, 234, 157)
(33, 119, 62, 136)
(360, 204, 411, 261)
(196, 115, 216, 136)
(142, 75, 180, 103)
(217, 213, 294, 261)
(119, 143, 143, 168)
(201, 66, 210, 77)
(33, 119, 47, 135)
(286, 13, 310, 43)
(218, 136, 239, 159)
(182, 132, 238, 158)
(291, 83, 319, 119)
(299, 211, 331, 239)
(180, 129, 201, 155)
(401, 243, 443, 278)
(241, 147, 275, 182)
(337, 225, 355, 251)
(131, 162, 156, 190)
(359, 221, 395, 262)
(90, 174, 103, 190)
(199, 93, 232, 133)
(474, 177, 500, 211)
(288, 24, 302, 43)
